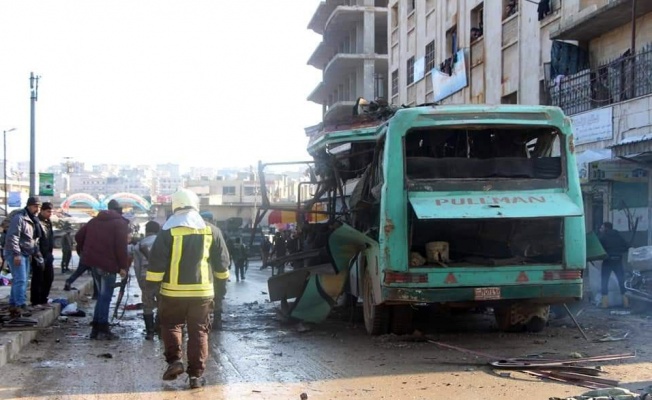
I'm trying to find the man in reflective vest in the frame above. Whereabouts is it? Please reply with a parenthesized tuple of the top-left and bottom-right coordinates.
(147, 188, 230, 389)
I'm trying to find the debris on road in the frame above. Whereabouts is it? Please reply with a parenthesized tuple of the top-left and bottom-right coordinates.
(300, 393, 308, 400)
(549, 387, 642, 400)
(427, 340, 636, 389)
(595, 331, 629, 342)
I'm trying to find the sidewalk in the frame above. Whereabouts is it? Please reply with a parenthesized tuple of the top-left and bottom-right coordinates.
(0, 250, 94, 368)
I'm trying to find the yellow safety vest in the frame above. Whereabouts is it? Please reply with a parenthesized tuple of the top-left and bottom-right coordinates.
(147, 226, 224, 298)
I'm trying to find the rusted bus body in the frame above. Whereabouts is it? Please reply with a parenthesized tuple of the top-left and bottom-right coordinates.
(259, 104, 585, 335)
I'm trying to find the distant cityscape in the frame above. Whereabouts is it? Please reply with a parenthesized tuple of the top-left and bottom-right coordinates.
(0, 159, 311, 226)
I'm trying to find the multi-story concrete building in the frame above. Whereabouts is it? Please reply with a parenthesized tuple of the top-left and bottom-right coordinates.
(156, 163, 181, 179)
(307, 0, 389, 123)
(549, 0, 652, 244)
(388, 0, 563, 106)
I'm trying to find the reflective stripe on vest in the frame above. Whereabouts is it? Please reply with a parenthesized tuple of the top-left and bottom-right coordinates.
(160, 226, 214, 298)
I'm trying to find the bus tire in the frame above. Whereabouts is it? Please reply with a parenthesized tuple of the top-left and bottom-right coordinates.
(363, 268, 389, 335)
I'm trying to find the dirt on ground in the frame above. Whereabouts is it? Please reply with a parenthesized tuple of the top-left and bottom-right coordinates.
(0, 265, 651, 400)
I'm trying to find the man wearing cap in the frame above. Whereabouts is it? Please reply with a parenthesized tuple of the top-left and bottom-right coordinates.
(30, 202, 55, 307)
(4, 196, 44, 314)
(75, 199, 130, 340)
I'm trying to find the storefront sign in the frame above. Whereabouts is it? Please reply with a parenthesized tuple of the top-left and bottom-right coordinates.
(571, 107, 613, 145)
(589, 159, 648, 182)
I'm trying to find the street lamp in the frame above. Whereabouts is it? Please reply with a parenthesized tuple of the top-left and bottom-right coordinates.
(3, 128, 16, 216)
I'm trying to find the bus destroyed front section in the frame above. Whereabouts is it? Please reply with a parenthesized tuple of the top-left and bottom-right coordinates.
(268, 224, 377, 323)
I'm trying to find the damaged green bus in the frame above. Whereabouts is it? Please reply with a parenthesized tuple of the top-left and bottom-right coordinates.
(257, 104, 585, 335)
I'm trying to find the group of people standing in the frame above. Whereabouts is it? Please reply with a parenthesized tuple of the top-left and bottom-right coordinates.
(2, 196, 56, 316)
(67, 189, 230, 389)
(2, 189, 230, 390)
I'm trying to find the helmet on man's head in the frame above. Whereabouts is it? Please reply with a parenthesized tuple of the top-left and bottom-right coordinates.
(171, 188, 199, 213)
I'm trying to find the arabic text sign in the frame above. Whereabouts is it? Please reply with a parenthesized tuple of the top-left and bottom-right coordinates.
(572, 107, 613, 145)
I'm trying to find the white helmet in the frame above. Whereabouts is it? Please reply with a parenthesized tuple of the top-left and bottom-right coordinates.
(171, 188, 199, 212)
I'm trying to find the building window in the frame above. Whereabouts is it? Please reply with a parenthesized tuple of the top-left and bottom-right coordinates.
(222, 186, 236, 196)
(503, 0, 518, 20)
(501, 91, 518, 104)
(445, 26, 457, 59)
(408, 0, 415, 14)
(539, 0, 561, 21)
(407, 57, 415, 86)
(471, 4, 484, 42)
(425, 40, 435, 72)
(391, 69, 399, 95)
(391, 4, 398, 28)
(426, 0, 435, 13)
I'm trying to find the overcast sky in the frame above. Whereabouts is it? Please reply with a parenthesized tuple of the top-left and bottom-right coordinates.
(0, 1, 323, 171)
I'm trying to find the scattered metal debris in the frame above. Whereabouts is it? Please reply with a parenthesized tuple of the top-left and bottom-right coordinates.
(563, 303, 590, 341)
(595, 331, 629, 342)
(427, 340, 635, 389)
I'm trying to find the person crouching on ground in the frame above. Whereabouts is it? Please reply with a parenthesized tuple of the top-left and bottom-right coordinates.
(75, 199, 130, 340)
(147, 188, 230, 389)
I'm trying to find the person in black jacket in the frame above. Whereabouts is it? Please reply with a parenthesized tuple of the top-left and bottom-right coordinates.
(30, 202, 54, 307)
(598, 222, 629, 308)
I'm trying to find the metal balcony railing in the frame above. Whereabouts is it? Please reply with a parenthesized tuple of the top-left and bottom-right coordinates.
(546, 44, 652, 115)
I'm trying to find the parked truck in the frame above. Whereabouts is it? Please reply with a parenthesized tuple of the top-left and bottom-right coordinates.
(256, 103, 586, 335)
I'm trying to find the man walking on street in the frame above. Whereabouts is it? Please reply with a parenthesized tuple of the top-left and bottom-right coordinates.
(131, 220, 161, 340)
(75, 199, 130, 339)
(30, 202, 55, 307)
(61, 223, 73, 273)
(232, 236, 248, 282)
(147, 188, 230, 389)
(4, 196, 43, 315)
(598, 222, 630, 308)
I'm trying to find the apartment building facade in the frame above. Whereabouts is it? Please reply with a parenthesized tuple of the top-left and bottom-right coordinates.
(549, 0, 652, 243)
(307, 0, 389, 123)
(388, 0, 562, 106)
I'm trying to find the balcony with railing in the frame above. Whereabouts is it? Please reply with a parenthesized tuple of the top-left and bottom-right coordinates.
(547, 44, 652, 116)
(551, 0, 652, 42)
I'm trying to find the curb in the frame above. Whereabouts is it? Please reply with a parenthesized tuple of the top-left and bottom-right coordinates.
(0, 277, 94, 368)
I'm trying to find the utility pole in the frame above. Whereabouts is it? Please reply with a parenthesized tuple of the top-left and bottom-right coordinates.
(3, 128, 16, 215)
(29, 72, 40, 196)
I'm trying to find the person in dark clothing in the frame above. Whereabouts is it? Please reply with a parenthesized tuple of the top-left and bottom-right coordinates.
(269, 231, 287, 275)
(261, 235, 271, 266)
(231, 237, 248, 281)
(4, 196, 43, 314)
(538, 0, 551, 21)
(598, 222, 630, 308)
(30, 202, 55, 307)
(61, 223, 73, 273)
(75, 199, 130, 339)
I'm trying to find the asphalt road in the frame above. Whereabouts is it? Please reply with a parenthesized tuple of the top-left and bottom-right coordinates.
(0, 259, 651, 399)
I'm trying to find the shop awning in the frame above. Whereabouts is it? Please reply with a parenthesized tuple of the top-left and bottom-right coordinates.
(576, 149, 611, 184)
(609, 134, 652, 158)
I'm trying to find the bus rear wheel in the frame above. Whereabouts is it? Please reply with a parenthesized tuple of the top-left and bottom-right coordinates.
(363, 268, 389, 335)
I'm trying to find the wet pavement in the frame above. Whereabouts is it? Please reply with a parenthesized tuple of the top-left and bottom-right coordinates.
(1, 258, 652, 399)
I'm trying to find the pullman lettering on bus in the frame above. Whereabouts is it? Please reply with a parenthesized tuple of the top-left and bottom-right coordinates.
(434, 196, 547, 206)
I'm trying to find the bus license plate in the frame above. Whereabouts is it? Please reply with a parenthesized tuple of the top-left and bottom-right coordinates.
(474, 287, 501, 300)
